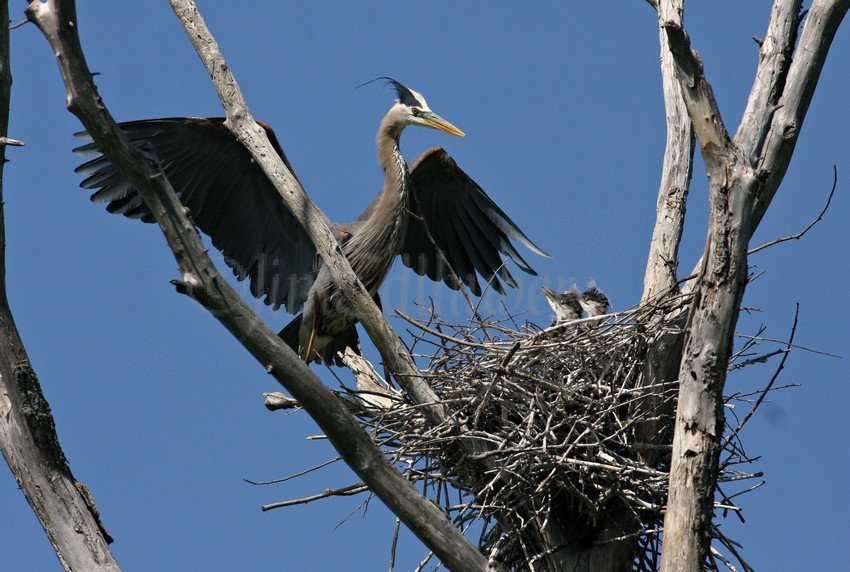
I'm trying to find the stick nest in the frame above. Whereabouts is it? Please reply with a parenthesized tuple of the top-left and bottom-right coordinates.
(273, 293, 774, 571)
(346, 298, 689, 570)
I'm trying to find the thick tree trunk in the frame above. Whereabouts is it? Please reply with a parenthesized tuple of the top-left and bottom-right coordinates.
(658, 1, 849, 568)
(636, 0, 694, 470)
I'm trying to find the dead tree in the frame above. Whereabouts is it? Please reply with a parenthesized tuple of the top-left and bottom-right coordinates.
(2, 1, 846, 571)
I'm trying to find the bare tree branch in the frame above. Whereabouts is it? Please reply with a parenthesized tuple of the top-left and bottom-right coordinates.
(261, 483, 369, 511)
(753, 0, 850, 230)
(660, 8, 733, 163)
(735, 0, 803, 161)
(642, 0, 693, 303)
(245, 457, 341, 486)
(0, 1, 119, 569)
(26, 1, 493, 569)
(724, 305, 799, 448)
(635, 0, 693, 471)
(748, 165, 836, 254)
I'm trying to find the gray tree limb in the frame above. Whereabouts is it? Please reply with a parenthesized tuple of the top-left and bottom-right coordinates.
(752, 0, 850, 230)
(635, 0, 693, 473)
(26, 1, 493, 569)
(642, 0, 693, 304)
(0, 1, 120, 569)
(658, 7, 756, 569)
(734, 0, 802, 163)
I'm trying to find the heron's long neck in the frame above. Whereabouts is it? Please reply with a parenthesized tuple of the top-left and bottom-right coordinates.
(376, 118, 409, 206)
(344, 118, 409, 292)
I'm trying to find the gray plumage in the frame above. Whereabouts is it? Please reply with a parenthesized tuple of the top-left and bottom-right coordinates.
(542, 287, 582, 325)
(75, 79, 549, 365)
(579, 284, 611, 318)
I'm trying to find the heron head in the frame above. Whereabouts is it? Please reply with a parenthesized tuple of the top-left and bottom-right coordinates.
(579, 284, 612, 317)
(542, 287, 582, 322)
(370, 77, 465, 137)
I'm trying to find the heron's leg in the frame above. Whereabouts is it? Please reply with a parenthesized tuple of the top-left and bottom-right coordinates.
(305, 327, 317, 364)
(304, 291, 324, 363)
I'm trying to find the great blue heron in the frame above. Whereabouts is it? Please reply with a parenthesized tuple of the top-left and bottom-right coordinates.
(579, 284, 611, 319)
(542, 284, 611, 328)
(541, 287, 582, 325)
(75, 78, 548, 365)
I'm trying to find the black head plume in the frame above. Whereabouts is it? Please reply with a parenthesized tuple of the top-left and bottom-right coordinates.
(357, 77, 426, 107)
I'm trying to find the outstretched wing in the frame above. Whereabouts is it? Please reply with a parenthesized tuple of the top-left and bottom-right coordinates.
(402, 147, 549, 296)
(74, 117, 319, 313)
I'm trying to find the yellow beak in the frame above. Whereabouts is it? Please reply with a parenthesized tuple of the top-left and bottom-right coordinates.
(541, 287, 557, 302)
(423, 112, 465, 137)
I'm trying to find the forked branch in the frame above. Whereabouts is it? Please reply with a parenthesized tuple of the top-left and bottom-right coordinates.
(654, 1, 848, 571)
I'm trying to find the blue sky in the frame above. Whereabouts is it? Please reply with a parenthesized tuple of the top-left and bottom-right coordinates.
(2, 3, 848, 570)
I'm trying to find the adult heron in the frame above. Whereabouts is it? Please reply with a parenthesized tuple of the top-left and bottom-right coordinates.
(75, 79, 548, 365)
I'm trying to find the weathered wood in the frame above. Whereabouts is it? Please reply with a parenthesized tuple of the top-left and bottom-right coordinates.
(657, 1, 849, 570)
(0, 2, 120, 569)
(636, 0, 693, 470)
(642, 0, 693, 304)
(751, 0, 850, 230)
(662, 154, 753, 571)
(658, 6, 751, 569)
(734, 0, 801, 162)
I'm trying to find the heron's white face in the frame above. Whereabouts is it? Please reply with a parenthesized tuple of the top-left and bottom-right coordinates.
(578, 298, 610, 317)
(393, 89, 465, 137)
(542, 288, 582, 322)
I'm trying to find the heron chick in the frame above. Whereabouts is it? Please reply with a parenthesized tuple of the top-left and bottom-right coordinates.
(579, 284, 611, 318)
(542, 287, 582, 325)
